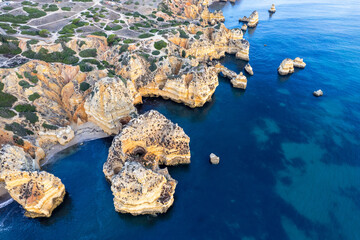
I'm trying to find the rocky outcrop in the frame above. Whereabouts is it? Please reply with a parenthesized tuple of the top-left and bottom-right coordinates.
(201, 7, 225, 25)
(209, 153, 220, 164)
(216, 64, 248, 89)
(278, 58, 295, 75)
(174, 24, 249, 62)
(293, 57, 306, 68)
(241, 24, 248, 31)
(104, 110, 190, 215)
(84, 77, 137, 135)
(269, 4, 276, 13)
(111, 161, 176, 215)
(239, 16, 250, 22)
(313, 89, 323, 97)
(0, 145, 39, 181)
(38, 126, 75, 147)
(245, 63, 254, 75)
(4, 171, 65, 218)
(247, 11, 259, 27)
(0, 145, 65, 218)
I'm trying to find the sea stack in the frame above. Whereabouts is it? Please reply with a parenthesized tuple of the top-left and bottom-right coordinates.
(293, 57, 306, 68)
(313, 89, 323, 97)
(241, 24, 248, 31)
(245, 63, 254, 75)
(278, 58, 295, 75)
(210, 153, 220, 164)
(239, 16, 249, 22)
(269, 4, 276, 13)
(231, 72, 247, 89)
(247, 11, 259, 27)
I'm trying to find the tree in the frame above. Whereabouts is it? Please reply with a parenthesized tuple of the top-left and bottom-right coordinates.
(39, 29, 50, 37)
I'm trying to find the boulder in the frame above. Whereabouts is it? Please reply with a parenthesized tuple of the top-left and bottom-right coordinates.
(241, 24, 248, 31)
(313, 89, 323, 97)
(293, 57, 306, 68)
(278, 58, 295, 75)
(209, 153, 220, 164)
(245, 63, 254, 75)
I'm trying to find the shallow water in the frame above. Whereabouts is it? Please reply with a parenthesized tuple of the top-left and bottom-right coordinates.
(1, 0, 360, 239)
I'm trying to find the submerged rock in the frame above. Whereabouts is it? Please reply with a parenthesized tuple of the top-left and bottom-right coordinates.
(245, 63, 254, 75)
(210, 153, 220, 164)
(4, 171, 65, 218)
(293, 57, 306, 68)
(104, 110, 190, 215)
(247, 11, 259, 27)
(278, 58, 295, 75)
(268, 4, 276, 13)
(313, 89, 323, 97)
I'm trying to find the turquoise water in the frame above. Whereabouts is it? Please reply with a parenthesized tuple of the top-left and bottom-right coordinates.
(1, 0, 360, 239)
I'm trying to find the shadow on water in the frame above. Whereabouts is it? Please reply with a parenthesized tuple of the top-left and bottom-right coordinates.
(269, 12, 275, 19)
(247, 26, 257, 36)
(38, 193, 73, 227)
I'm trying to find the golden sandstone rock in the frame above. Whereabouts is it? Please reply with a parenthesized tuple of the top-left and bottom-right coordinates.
(0, 145, 65, 218)
(269, 4, 276, 13)
(293, 57, 306, 68)
(104, 110, 190, 215)
(84, 77, 137, 135)
(216, 64, 247, 89)
(4, 171, 65, 218)
(245, 63, 254, 75)
(278, 58, 295, 75)
(248, 11, 259, 27)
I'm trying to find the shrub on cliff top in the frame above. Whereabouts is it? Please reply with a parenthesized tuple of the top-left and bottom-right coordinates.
(80, 82, 91, 91)
(154, 40, 167, 50)
(5, 122, 34, 136)
(14, 104, 36, 112)
(0, 108, 16, 119)
(79, 49, 97, 58)
(0, 92, 17, 108)
(28, 92, 40, 101)
(42, 122, 59, 130)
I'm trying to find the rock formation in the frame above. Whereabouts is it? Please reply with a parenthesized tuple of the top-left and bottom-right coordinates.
(241, 24, 248, 31)
(209, 153, 220, 164)
(269, 4, 276, 13)
(104, 110, 190, 215)
(313, 89, 323, 97)
(239, 16, 250, 22)
(201, 7, 225, 25)
(245, 63, 254, 75)
(293, 57, 306, 68)
(4, 171, 65, 218)
(278, 58, 295, 75)
(84, 77, 138, 135)
(216, 64, 248, 89)
(111, 161, 176, 215)
(247, 11, 259, 27)
(0, 145, 65, 218)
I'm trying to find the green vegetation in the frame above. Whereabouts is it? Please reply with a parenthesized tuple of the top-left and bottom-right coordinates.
(59, 19, 88, 34)
(24, 72, 38, 84)
(0, 90, 17, 108)
(152, 50, 160, 55)
(123, 39, 135, 44)
(2, 6, 13, 11)
(13, 135, 24, 146)
(21, 112, 38, 123)
(78, 59, 105, 72)
(79, 49, 97, 58)
(44, 4, 59, 12)
(119, 44, 129, 54)
(178, 29, 189, 39)
(154, 40, 167, 50)
(28, 92, 40, 101)
(91, 31, 107, 37)
(157, 17, 164, 21)
(0, 108, 16, 119)
(21, 30, 39, 36)
(23, 7, 46, 18)
(149, 62, 157, 72)
(5, 122, 33, 136)
(22, 44, 79, 65)
(61, 7, 72, 11)
(0, 23, 16, 34)
(0, 35, 21, 55)
(107, 34, 120, 46)
(80, 82, 90, 91)
(42, 122, 59, 130)
(182, 50, 186, 58)
(14, 104, 36, 113)
(138, 33, 154, 39)
(18, 80, 32, 89)
(22, 1, 38, 6)
(39, 29, 50, 37)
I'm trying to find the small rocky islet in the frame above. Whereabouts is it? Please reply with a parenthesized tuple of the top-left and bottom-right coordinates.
(0, 0, 312, 218)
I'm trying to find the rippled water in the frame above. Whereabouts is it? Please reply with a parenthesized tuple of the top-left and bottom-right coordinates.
(1, 0, 360, 239)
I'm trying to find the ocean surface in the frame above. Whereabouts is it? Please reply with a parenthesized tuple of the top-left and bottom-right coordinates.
(1, 0, 360, 239)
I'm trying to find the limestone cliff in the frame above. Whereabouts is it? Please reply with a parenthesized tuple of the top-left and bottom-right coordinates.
(104, 110, 190, 215)
(4, 171, 65, 218)
(248, 11, 259, 27)
(216, 64, 247, 89)
(84, 77, 137, 135)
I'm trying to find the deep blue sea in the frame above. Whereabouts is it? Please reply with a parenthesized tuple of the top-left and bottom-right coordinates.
(1, 0, 360, 239)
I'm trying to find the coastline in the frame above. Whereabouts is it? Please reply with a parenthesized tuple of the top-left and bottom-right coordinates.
(0, 122, 109, 207)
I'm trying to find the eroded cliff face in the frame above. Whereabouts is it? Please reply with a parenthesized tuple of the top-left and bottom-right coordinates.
(104, 110, 190, 215)
(4, 171, 65, 218)
(0, 145, 65, 218)
(84, 77, 137, 135)
(169, 23, 249, 62)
